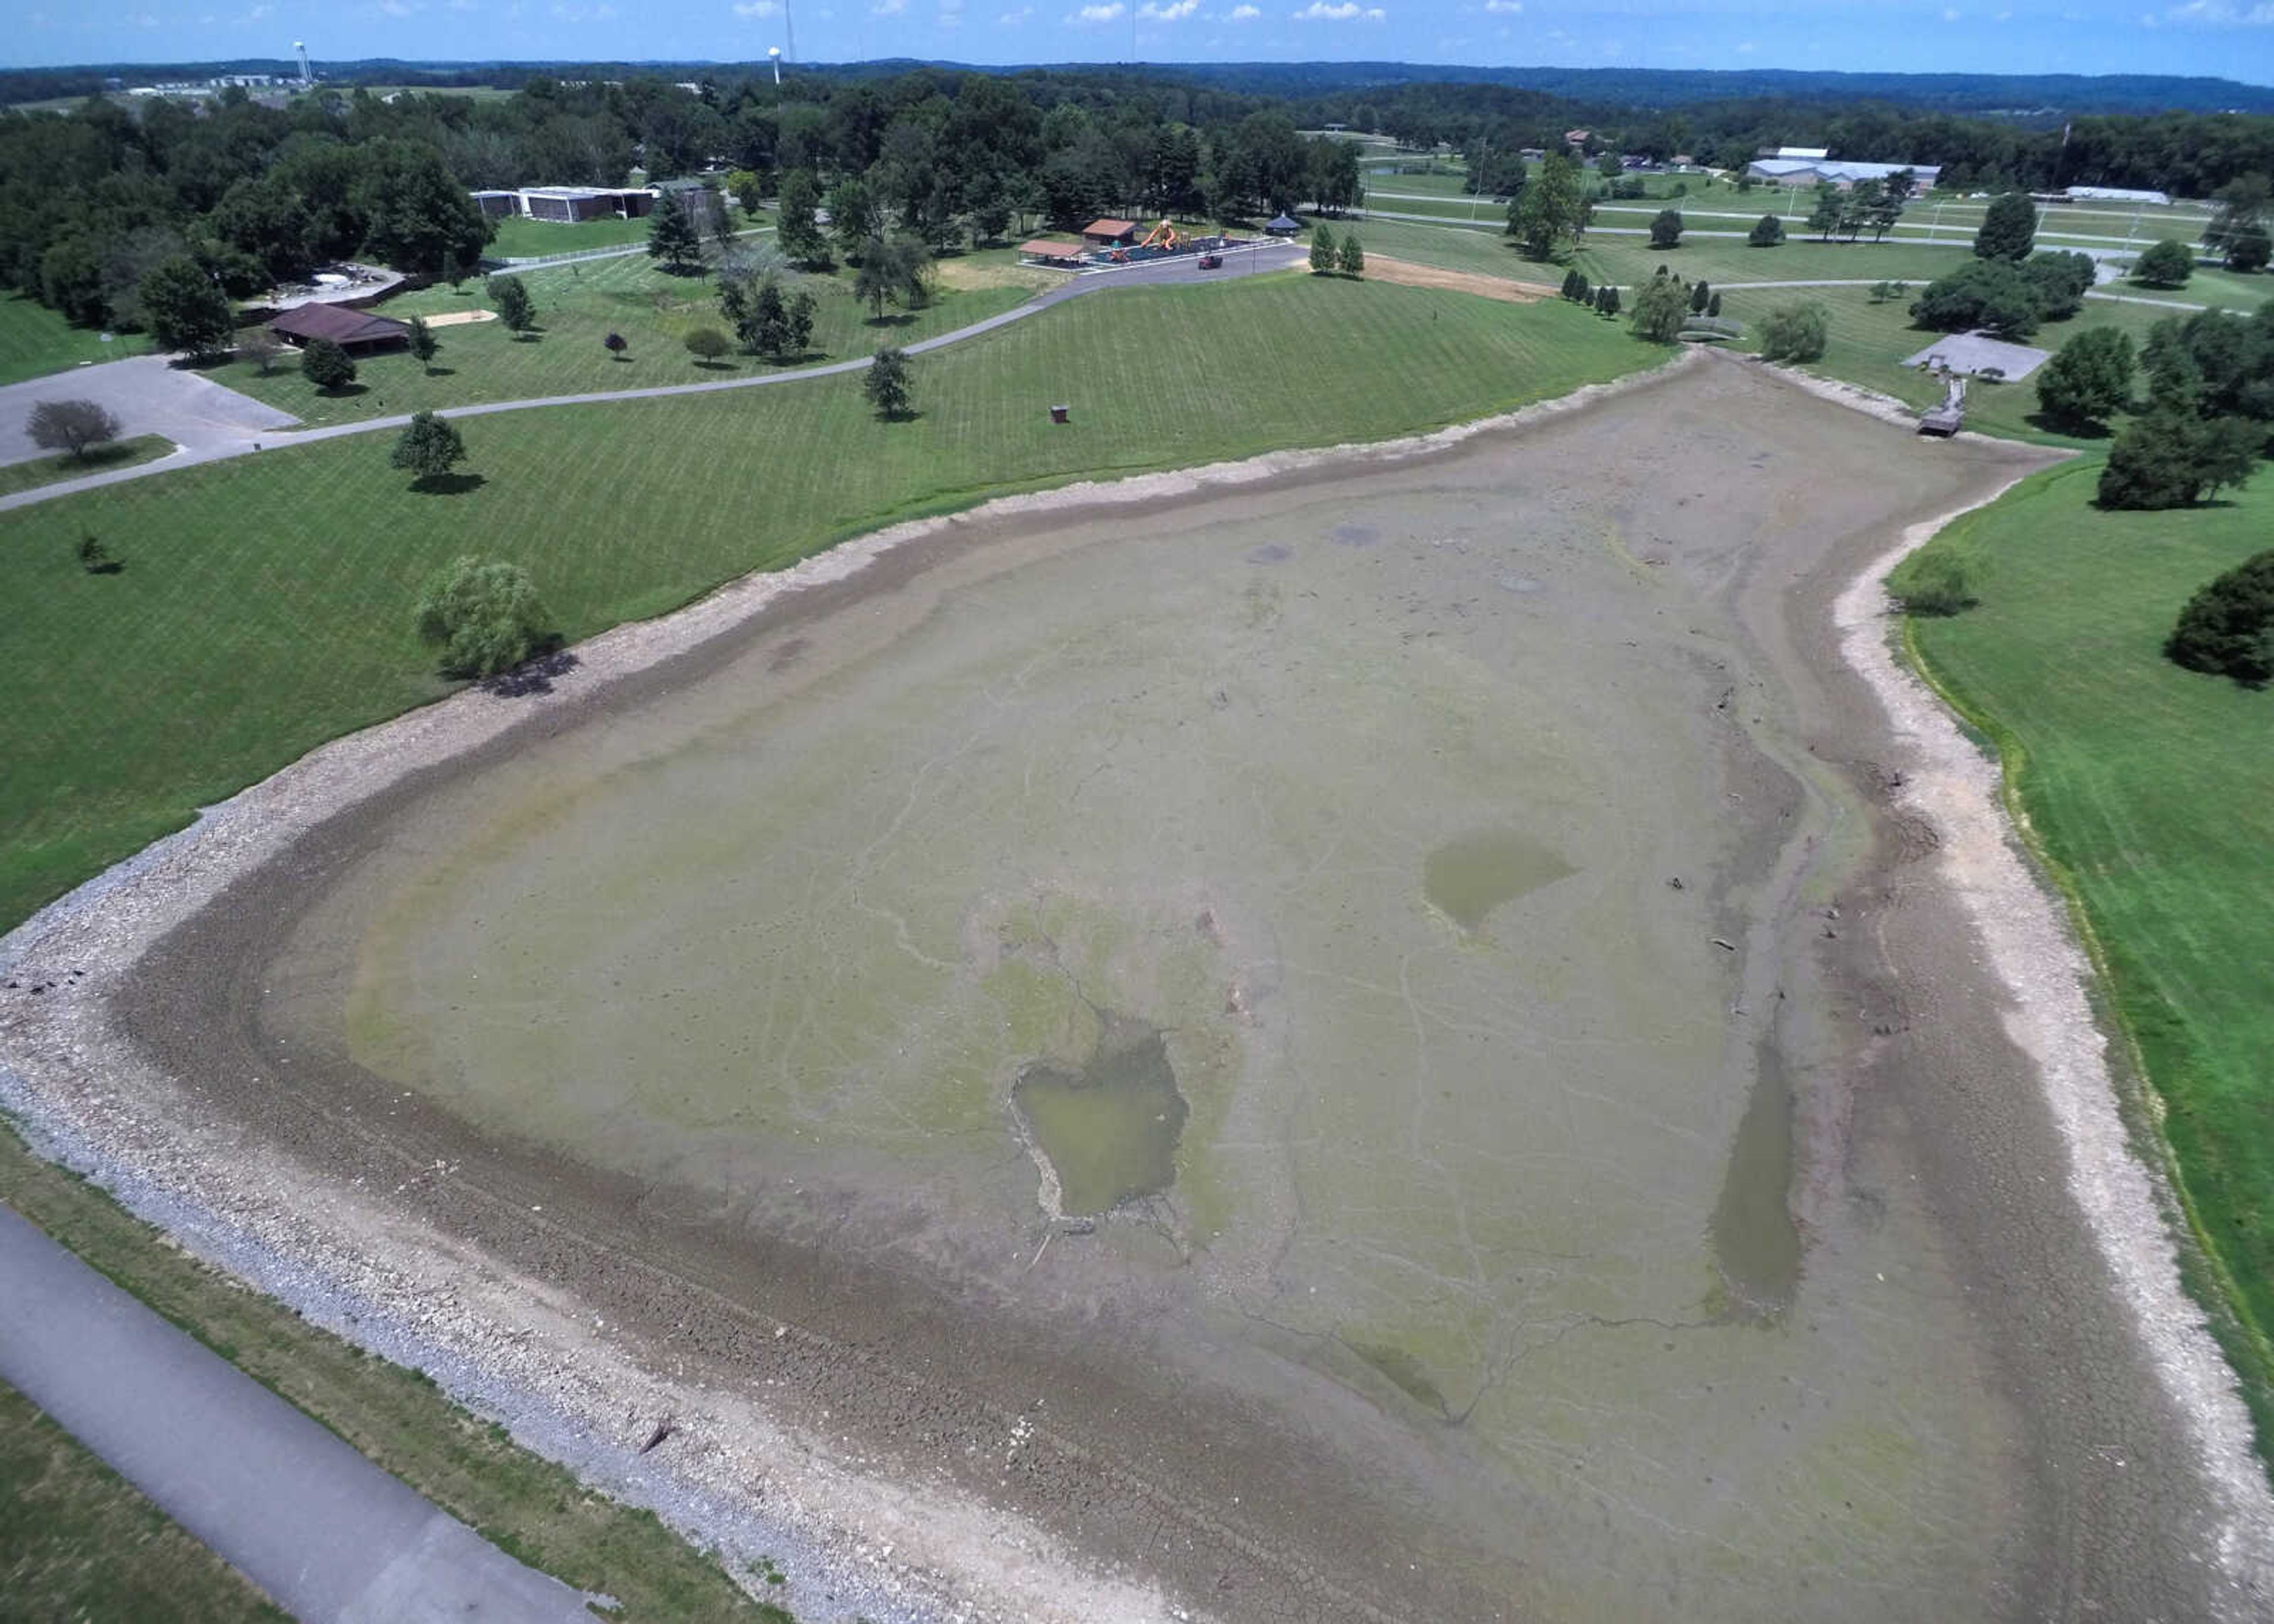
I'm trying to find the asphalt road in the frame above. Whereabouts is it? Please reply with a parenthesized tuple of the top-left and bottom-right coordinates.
(0, 353, 297, 470)
(0, 1204, 598, 1623)
(0, 239, 1309, 515)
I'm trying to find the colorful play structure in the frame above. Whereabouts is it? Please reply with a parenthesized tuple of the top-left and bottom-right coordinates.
(1020, 220, 1244, 271)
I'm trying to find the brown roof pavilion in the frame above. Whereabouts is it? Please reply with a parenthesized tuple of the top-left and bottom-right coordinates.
(268, 304, 412, 350)
(1019, 239, 1085, 259)
(1081, 218, 1139, 244)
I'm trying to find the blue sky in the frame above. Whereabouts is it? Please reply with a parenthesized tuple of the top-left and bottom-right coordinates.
(12, 0, 2274, 83)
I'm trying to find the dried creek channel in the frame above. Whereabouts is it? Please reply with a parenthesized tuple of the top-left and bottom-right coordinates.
(5, 359, 2257, 1622)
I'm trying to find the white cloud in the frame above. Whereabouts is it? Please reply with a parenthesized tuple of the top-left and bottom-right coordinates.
(132, 8, 159, 22)
(1481, 0, 1518, 11)
(2154, 0, 2274, 18)
(1139, 0, 1196, 16)
(733, 0, 781, 14)
(1293, 0, 1383, 17)
(1228, 2, 1259, 14)
(1735, 37, 1756, 50)
(377, 0, 417, 13)
(1072, 1, 1122, 17)
(998, 3, 1033, 15)
(872, 0, 904, 12)
(1941, 5, 1960, 17)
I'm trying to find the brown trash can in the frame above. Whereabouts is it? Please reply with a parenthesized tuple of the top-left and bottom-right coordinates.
(1049, 404, 1070, 424)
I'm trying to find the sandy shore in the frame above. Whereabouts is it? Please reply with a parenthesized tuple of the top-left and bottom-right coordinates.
(4, 348, 2268, 1620)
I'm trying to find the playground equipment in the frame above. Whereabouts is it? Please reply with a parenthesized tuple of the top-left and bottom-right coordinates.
(1138, 220, 1182, 252)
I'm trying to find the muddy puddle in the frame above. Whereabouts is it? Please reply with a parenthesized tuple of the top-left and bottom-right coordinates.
(253, 368, 2061, 1622)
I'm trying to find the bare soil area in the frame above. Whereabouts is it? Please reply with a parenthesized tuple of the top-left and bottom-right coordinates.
(4, 355, 2263, 1623)
(1363, 255, 1554, 302)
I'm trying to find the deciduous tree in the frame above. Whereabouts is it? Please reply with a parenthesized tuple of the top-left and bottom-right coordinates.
(1748, 213, 1784, 247)
(2133, 239, 2194, 288)
(2034, 327, 2135, 425)
(1649, 207, 1683, 249)
(299, 336, 356, 391)
(1509, 153, 1584, 260)
(2098, 411, 2260, 509)
(1629, 272, 1688, 342)
(2167, 549, 2274, 685)
(487, 273, 535, 338)
(407, 314, 439, 373)
(647, 192, 702, 274)
(683, 325, 731, 364)
(415, 557, 553, 678)
(777, 168, 830, 267)
(864, 345, 913, 419)
(1337, 231, 1364, 277)
(390, 409, 467, 483)
(1311, 225, 1338, 274)
(28, 398, 121, 461)
(1973, 191, 2038, 261)
(139, 256, 234, 356)
(1759, 302, 1829, 362)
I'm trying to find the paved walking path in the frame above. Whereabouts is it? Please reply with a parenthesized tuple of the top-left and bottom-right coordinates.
(0, 240, 1307, 514)
(0, 1204, 595, 1623)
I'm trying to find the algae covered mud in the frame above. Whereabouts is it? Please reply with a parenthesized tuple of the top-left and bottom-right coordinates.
(97, 362, 2250, 1620)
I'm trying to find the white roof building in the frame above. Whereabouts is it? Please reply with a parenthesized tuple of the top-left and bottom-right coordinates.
(2064, 185, 2172, 206)
(1769, 146, 1830, 160)
(1748, 157, 1943, 190)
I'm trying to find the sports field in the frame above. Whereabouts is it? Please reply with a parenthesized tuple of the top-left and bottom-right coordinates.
(0, 275, 1649, 931)
(1897, 463, 2274, 1417)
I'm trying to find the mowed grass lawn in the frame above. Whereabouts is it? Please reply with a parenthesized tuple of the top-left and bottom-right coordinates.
(1711, 284, 2180, 445)
(207, 252, 1036, 427)
(0, 294, 146, 387)
(0, 275, 1651, 928)
(1901, 463, 2274, 1408)
(2, 1378, 289, 1621)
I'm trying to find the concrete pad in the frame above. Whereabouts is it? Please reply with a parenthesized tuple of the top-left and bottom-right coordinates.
(0, 355, 298, 469)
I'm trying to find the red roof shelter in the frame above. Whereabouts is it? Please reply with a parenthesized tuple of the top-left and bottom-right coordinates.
(1081, 218, 1139, 246)
(268, 304, 412, 352)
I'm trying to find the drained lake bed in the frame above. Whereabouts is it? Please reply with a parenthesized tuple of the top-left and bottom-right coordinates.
(92, 361, 2250, 1621)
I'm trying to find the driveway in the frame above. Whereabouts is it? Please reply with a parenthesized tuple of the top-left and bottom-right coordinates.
(0, 354, 298, 469)
(0, 1204, 597, 1622)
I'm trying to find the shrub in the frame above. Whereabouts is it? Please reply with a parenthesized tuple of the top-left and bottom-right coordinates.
(2166, 548, 2274, 684)
(299, 337, 356, 392)
(603, 331, 628, 358)
(76, 533, 119, 574)
(1887, 548, 1976, 616)
(28, 398, 123, 461)
(683, 326, 731, 363)
(415, 557, 554, 678)
(1759, 302, 1829, 362)
(2133, 239, 2195, 288)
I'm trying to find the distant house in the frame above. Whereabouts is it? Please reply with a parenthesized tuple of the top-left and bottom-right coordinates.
(1019, 238, 1087, 265)
(1746, 157, 1942, 191)
(1082, 218, 1140, 247)
(1563, 128, 1591, 149)
(1518, 147, 1546, 163)
(470, 189, 519, 220)
(267, 304, 410, 353)
(1761, 145, 1830, 160)
(2066, 185, 2172, 206)
(653, 176, 726, 231)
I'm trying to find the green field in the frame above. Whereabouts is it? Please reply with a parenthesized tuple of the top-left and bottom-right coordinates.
(0, 294, 146, 387)
(0, 435, 174, 496)
(1, 1377, 289, 1621)
(0, 1126, 785, 1620)
(1897, 463, 2274, 1422)
(1573, 234, 1973, 290)
(208, 253, 1033, 427)
(0, 274, 1650, 931)
(485, 212, 665, 259)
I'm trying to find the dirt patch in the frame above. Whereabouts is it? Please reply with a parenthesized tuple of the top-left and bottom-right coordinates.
(1364, 255, 1555, 303)
(931, 258, 1062, 295)
(420, 310, 499, 328)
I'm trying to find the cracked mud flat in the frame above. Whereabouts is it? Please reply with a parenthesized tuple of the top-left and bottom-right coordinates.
(5, 356, 2266, 1622)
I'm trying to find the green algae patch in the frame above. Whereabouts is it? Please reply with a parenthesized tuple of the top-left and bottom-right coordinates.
(1423, 829, 1574, 931)
(1013, 1021, 1190, 1217)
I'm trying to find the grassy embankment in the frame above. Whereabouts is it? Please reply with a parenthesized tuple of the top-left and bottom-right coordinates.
(0, 435, 174, 496)
(0, 1130, 786, 1620)
(484, 211, 664, 258)
(0, 293, 146, 386)
(204, 250, 1036, 427)
(2, 1378, 291, 1620)
(1891, 464, 2274, 1435)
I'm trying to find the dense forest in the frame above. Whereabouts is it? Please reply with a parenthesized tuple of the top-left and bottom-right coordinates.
(4, 59, 2271, 337)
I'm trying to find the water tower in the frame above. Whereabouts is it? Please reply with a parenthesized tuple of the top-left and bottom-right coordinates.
(295, 41, 311, 87)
